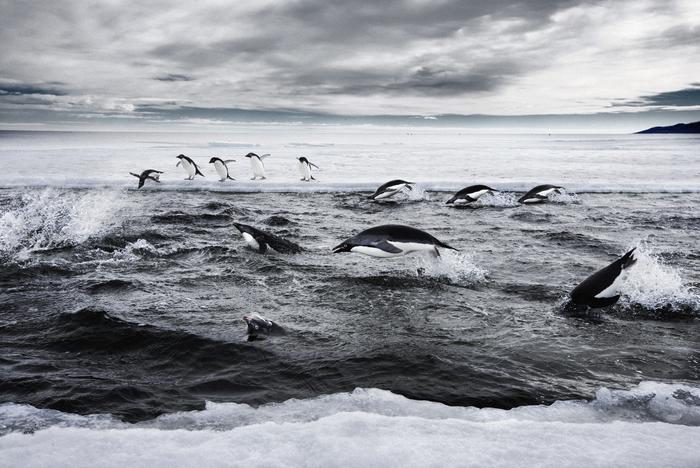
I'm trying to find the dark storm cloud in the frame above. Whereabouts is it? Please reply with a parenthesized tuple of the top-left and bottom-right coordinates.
(0, 83, 67, 97)
(154, 74, 194, 82)
(615, 85, 700, 108)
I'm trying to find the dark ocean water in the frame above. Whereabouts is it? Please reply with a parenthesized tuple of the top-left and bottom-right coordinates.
(1, 187, 698, 424)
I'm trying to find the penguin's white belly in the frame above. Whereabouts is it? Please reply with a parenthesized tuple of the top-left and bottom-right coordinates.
(180, 160, 196, 178)
(469, 189, 489, 199)
(388, 241, 436, 254)
(522, 197, 543, 204)
(594, 273, 625, 298)
(241, 232, 260, 250)
(351, 246, 406, 258)
(374, 184, 407, 199)
(214, 161, 228, 180)
(251, 158, 266, 178)
(299, 162, 311, 180)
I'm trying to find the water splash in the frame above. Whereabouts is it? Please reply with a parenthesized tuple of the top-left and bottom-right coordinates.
(618, 243, 699, 314)
(475, 191, 519, 207)
(406, 185, 430, 201)
(0, 189, 127, 261)
(549, 189, 580, 204)
(414, 250, 486, 285)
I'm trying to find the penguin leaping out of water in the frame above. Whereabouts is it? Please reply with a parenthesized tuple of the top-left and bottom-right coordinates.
(244, 153, 270, 180)
(446, 185, 499, 205)
(175, 154, 205, 180)
(368, 179, 415, 201)
(518, 184, 563, 204)
(333, 224, 458, 258)
(209, 157, 236, 182)
(569, 248, 637, 308)
(232, 222, 303, 254)
(297, 157, 319, 181)
(129, 169, 163, 189)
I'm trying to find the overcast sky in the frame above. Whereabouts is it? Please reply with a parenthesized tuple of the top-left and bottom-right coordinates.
(1, 0, 698, 129)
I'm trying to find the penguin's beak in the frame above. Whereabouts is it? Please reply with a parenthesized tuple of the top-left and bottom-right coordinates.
(332, 242, 351, 253)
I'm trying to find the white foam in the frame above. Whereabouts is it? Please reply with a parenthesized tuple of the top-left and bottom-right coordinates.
(1, 382, 699, 468)
(415, 250, 487, 284)
(474, 191, 519, 207)
(618, 243, 700, 313)
(0, 189, 127, 260)
(548, 188, 580, 204)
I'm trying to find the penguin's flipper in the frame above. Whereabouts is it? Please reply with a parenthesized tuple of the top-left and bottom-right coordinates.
(259, 153, 271, 160)
(310, 162, 320, 170)
(129, 172, 140, 178)
(147, 176, 161, 183)
(255, 236, 268, 254)
(176, 161, 181, 167)
(373, 240, 403, 254)
(588, 296, 620, 308)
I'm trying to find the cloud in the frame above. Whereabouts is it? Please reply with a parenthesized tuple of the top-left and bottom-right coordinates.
(154, 74, 194, 82)
(0, 83, 67, 96)
(614, 84, 700, 108)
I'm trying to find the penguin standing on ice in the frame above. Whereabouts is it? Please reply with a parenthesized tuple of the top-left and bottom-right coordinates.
(518, 184, 563, 204)
(446, 185, 499, 205)
(569, 248, 637, 308)
(175, 154, 205, 180)
(244, 152, 270, 180)
(209, 157, 236, 181)
(297, 157, 319, 181)
(333, 224, 457, 258)
(129, 169, 163, 189)
(368, 179, 414, 201)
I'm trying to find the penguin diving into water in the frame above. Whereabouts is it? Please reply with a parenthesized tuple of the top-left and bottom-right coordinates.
(243, 314, 286, 341)
(129, 169, 163, 189)
(569, 248, 637, 308)
(244, 152, 270, 180)
(232, 222, 303, 254)
(297, 157, 319, 181)
(175, 154, 205, 180)
(446, 185, 499, 205)
(518, 184, 563, 204)
(333, 224, 457, 258)
(368, 179, 415, 201)
(209, 157, 236, 181)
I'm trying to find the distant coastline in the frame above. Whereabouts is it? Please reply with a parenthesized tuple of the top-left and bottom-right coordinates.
(636, 121, 700, 134)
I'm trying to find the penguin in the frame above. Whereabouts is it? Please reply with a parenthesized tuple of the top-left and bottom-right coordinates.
(209, 157, 236, 181)
(244, 152, 270, 180)
(368, 179, 414, 201)
(232, 222, 303, 254)
(243, 314, 286, 341)
(446, 185, 499, 205)
(518, 184, 563, 204)
(569, 248, 637, 308)
(175, 154, 205, 180)
(332, 224, 458, 258)
(129, 169, 163, 189)
(297, 156, 319, 181)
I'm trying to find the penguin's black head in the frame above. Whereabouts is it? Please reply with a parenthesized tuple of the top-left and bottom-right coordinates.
(244, 152, 257, 158)
(209, 157, 218, 164)
(332, 241, 353, 253)
(176, 154, 185, 159)
(298, 156, 308, 163)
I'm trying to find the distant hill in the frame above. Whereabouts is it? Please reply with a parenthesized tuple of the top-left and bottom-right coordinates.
(636, 121, 700, 134)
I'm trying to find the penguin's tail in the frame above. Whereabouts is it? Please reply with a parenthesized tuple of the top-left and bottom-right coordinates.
(227, 175, 235, 180)
(196, 166, 205, 177)
(310, 175, 316, 181)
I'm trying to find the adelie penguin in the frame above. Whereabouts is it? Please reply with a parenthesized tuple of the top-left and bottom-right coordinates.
(297, 157, 319, 181)
(209, 157, 236, 182)
(243, 314, 285, 341)
(129, 169, 163, 189)
(368, 179, 415, 201)
(446, 185, 499, 205)
(518, 184, 563, 204)
(175, 154, 205, 180)
(333, 224, 457, 258)
(232, 222, 303, 254)
(244, 152, 270, 180)
(569, 248, 637, 308)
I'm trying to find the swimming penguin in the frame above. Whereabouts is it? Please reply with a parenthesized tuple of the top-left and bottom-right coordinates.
(518, 184, 563, 204)
(446, 185, 499, 205)
(232, 222, 303, 254)
(569, 248, 637, 308)
(209, 157, 236, 181)
(368, 179, 414, 201)
(332, 224, 458, 258)
(243, 314, 286, 341)
(175, 154, 205, 180)
(244, 152, 270, 180)
(297, 157, 319, 181)
(129, 169, 163, 189)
